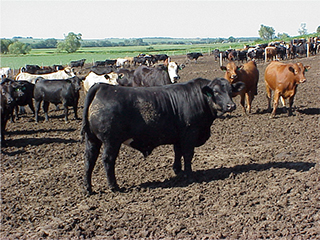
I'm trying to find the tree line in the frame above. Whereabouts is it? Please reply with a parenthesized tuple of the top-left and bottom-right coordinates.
(2, 24, 319, 55)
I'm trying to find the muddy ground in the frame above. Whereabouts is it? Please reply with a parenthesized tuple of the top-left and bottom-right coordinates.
(1, 53, 320, 239)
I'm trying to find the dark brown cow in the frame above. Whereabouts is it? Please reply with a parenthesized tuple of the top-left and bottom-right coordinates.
(221, 61, 259, 114)
(264, 61, 311, 118)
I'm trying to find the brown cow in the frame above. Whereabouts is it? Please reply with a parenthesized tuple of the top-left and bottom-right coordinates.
(221, 61, 259, 114)
(264, 61, 311, 118)
(265, 47, 277, 61)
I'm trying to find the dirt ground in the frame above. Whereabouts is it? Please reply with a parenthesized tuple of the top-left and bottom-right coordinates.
(1, 53, 320, 239)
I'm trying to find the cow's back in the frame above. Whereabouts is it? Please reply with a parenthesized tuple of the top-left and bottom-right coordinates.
(239, 61, 259, 93)
(264, 61, 289, 90)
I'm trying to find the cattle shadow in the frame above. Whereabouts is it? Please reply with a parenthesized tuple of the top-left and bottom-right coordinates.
(8, 128, 76, 136)
(3, 138, 80, 149)
(139, 161, 315, 190)
(297, 108, 320, 115)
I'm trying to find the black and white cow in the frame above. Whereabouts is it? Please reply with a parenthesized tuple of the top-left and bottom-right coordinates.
(134, 62, 181, 87)
(33, 76, 81, 122)
(81, 77, 244, 194)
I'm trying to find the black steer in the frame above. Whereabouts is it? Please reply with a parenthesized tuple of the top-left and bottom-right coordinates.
(81, 77, 244, 194)
(12, 80, 35, 120)
(1, 79, 24, 143)
(187, 52, 203, 62)
(34, 76, 81, 122)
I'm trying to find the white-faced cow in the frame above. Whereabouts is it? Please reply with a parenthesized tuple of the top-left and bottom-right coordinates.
(83, 71, 119, 93)
(80, 77, 244, 194)
(133, 61, 182, 87)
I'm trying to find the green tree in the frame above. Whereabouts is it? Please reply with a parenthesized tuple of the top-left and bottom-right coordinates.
(317, 26, 320, 34)
(228, 36, 236, 43)
(8, 41, 31, 54)
(57, 32, 82, 53)
(298, 23, 307, 35)
(298, 23, 308, 35)
(258, 25, 275, 40)
(277, 32, 290, 39)
(1, 39, 13, 54)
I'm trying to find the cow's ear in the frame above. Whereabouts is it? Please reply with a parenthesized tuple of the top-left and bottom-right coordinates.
(305, 66, 311, 72)
(179, 64, 185, 70)
(220, 66, 227, 72)
(231, 82, 245, 97)
(202, 86, 214, 98)
(237, 65, 244, 71)
(288, 66, 295, 74)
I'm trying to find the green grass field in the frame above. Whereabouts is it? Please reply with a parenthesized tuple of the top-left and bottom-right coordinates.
(0, 43, 245, 69)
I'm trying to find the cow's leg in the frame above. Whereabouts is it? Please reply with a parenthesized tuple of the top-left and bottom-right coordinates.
(240, 93, 247, 114)
(288, 96, 295, 116)
(35, 100, 41, 122)
(271, 91, 280, 118)
(173, 144, 183, 175)
(101, 142, 121, 191)
(63, 101, 69, 122)
(265, 85, 272, 113)
(84, 136, 101, 195)
(72, 99, 79, 120)
(28, 100, 35, 115)
(43, 101, 50, 122)
(245, 92, 253, 114)
(182, 148, 195, 180)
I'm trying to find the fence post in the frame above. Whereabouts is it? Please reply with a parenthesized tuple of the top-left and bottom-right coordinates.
(220, 53, 223, 66)
(265, 48, 268, 63)
(307, 43, 309, 57)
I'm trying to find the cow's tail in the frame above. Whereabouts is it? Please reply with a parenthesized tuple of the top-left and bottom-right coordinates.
(80, 83, 100, 142)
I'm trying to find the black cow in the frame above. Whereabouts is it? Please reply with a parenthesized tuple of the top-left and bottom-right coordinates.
(187, 52, 203, 62)
(3, 79, 35, 121)
(1, 79, 24, 143)
(237, 50, 248, 63)
(212, 49, 221, 61)
(80, 77, 244, 194)
(296, 43, 308, 57)
(133, 62, 180, 87)
(90, 65, 116, 75)
(34, 76, 81, 122)
(70, 59, 86, 68)
(21, 64, 41, 74)
(116, 68, 135, 87)
(154, 54, 169, 63)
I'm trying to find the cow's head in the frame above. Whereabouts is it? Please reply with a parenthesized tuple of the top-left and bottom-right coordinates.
(69, 76, 82, 91)
(220, 61, 243, 83)
(167, 62, 181, 83)
(104, 72, 119, 85)
(202, 77, 245, 113)
(64, 67, 76, 77)
(289, 62, 311, 83)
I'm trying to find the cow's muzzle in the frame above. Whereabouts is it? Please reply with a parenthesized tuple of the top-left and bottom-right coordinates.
(226, 103, 236, 112)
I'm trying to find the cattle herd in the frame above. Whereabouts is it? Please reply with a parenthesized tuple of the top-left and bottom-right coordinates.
(1, 36, 320, 239)
(0, 37, 317, 190)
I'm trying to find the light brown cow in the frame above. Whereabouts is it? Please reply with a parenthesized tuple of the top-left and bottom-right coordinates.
(221, 61, 259, 114)
(265, 47, 277, 61)
(264, 61, 311, 118)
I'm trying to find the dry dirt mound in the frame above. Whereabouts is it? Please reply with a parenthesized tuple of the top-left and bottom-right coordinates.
(1, 54, 320, 239)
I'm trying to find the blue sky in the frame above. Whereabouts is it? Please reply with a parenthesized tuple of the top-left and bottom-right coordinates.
(1, 0, 319, 39)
